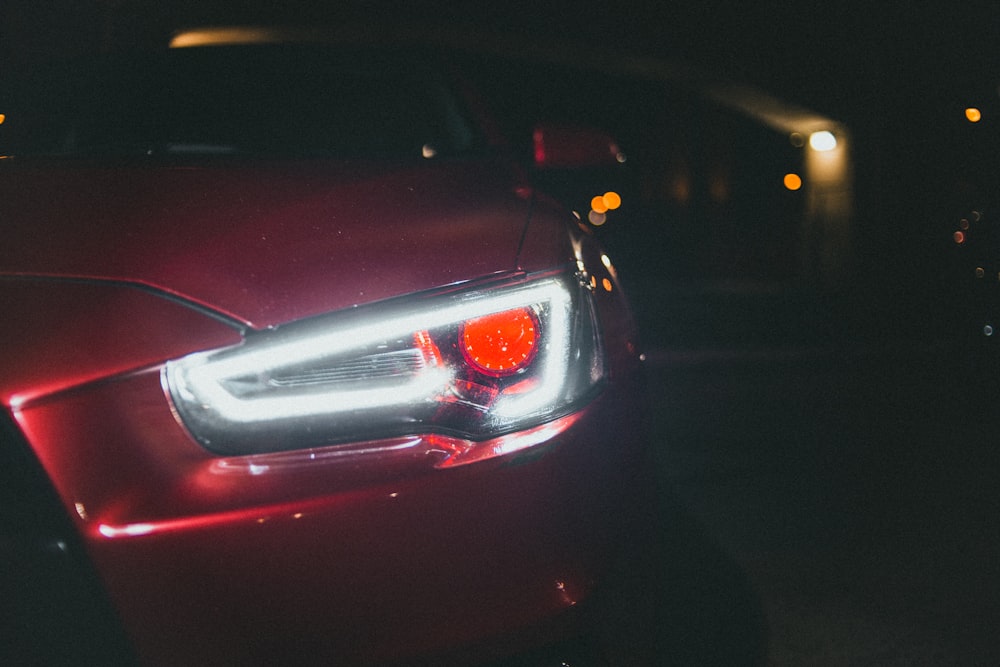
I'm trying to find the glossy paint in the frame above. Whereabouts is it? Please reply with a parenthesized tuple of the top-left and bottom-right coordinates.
(14, 372, 643, 664)
(0, 156, 534, 329)
(1, 146, 647, 663)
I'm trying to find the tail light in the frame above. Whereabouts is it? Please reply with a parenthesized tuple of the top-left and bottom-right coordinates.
(164, 273, 604, 457)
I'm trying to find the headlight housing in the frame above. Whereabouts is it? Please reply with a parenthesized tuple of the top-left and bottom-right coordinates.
(164, 272, 604, 457)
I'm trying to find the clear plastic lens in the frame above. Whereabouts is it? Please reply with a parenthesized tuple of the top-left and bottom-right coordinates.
(165, 274, 604, 455)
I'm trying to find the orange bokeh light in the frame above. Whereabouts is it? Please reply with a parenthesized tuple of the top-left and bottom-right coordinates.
(590, 192, 621, 214)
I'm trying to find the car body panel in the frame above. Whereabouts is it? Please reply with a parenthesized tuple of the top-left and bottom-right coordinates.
(3, 242, 644, 663)
(0, 278, 243, 406)
(15, 372, 641, 664)
(0, 157, 534, 329)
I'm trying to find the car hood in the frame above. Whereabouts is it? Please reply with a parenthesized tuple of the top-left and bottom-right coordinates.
(0, 157, 534, 329)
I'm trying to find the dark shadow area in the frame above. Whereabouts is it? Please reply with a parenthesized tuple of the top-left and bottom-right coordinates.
(646, 346, 1000, 665)
(468, 485, 769, 667)
(0, 415, 137, 666)
(591, 487, 769, 667)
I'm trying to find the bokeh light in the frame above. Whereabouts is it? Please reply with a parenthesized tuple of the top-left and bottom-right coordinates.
(588, 210, 607, 226)
(809, 131, 837, 152)
(783, 173, 803, 191)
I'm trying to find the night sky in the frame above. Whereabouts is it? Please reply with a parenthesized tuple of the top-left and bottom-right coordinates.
(4, 2, 996, 103)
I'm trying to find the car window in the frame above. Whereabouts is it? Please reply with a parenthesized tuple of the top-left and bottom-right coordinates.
(0, 45, 483, 159)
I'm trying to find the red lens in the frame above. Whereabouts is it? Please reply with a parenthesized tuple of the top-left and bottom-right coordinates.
(460, 307, 539, 376)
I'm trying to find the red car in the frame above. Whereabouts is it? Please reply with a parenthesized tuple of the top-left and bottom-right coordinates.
(0, 29, 649, 665)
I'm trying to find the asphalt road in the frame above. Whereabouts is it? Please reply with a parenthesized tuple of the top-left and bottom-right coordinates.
(639, 291, 1000, 665)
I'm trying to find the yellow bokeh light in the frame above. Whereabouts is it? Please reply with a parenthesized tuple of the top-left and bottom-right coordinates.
(783, 173, 803, 191)
(0, 114, 5, 125)
(591, 195, 608, 214)
(170, 27, 324, 48)
(966, 107, 982, 123)
(671, 175, 691, 204)
(588, 210, 607, 226)
(709, 176, 729, 202)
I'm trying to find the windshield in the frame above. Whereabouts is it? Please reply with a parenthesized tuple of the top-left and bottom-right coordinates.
(0, 45, 483, 159)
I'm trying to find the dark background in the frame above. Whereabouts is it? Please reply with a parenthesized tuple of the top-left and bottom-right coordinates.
(6, 2, 997, 99)
(5, 1, 998, 298)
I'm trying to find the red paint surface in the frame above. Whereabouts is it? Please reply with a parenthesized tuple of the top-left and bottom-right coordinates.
(0, 149, 646, 664)
(0, 157, 546, 328)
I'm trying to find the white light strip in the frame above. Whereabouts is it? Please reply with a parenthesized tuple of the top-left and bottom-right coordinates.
(493, 287, 572, 418)
(187, 367, 454, 424)
(169, 278, 573, 426)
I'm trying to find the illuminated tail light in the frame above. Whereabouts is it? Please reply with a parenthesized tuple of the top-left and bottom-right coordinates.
(165, 273, 604, 457)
